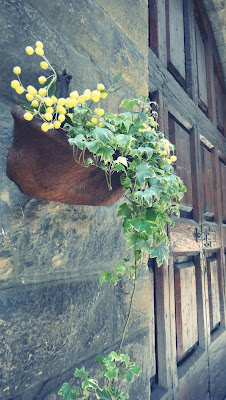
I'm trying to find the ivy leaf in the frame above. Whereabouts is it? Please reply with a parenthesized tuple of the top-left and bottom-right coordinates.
(135, 189, 153, 206)
(68, 134, 85, 150)
(117, 203, 132, 218)
(96, 146, 114, 163)
(74, 366, 88, 380)
(100, 271, 112, 285)
(120, 354, 130, 368)
(124, 233, 137, 250)
(92, 128, 113, 144)
(134, 237, 153, 252)
(96, 387, 112, 400)
(137, 147, 153, 159)
(115, 134, 131, 147)
(120, 173, 131, 189)
(114, 156, 128, 167)
(58, 383, 79, 400)
(115, 164, 126, 172)
(126, 370, 134, 383)
(120, 99, 140, 111)
(114, 263, 126, 274)
(150, 242, 169, 267)
(86, 140, 101, 154)
(135, 163, 153, 186)
(129, 365, 141, 376)
(82, 378, 98, 390)
(105, 368, 117, 380)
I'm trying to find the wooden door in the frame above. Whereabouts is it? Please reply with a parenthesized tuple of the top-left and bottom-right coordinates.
(148, 0, 226, 399)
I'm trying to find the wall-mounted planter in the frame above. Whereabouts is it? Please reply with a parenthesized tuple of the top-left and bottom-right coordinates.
(6, 106, 124, 206)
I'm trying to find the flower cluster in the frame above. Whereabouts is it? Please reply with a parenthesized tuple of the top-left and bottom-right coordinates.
(11, 41, 108, 133)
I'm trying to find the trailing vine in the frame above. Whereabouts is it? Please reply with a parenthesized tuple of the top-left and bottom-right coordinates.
(11, 41, 186, 399)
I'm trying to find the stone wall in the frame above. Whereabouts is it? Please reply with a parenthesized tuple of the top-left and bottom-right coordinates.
(0, 1, 150, 399)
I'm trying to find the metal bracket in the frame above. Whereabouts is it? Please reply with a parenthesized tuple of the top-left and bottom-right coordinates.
(195, 226, 216, 248)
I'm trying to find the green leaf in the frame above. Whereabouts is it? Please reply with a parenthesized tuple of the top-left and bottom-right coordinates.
(135, 163, 153, 186)
(113, 71, 122, 85)
(86, 141, 101, 154)
(114, 262, 126, 274)
(105, 368, 117, 380)
(48, 80, 57, 97)
(92, 128, 113, 144)
(22, 104, 35, 112)
(120, 99, 140, 111)
(74, 367, 88, 380)
(115, 134, 131, 147)
(96, 146, 114, 163)
(124, 233, 137, 250)
(150, 242, 169, 267)
(137, 147, 153, 159)
(126, 370, 134, 383)
(82, 378, 98, 390)
(129, 365, 141, 376)
(117, 204, 132, 218)
(120, 354, 130, 368)
(114, 156, 128, 167)
(134, 237, 153, 252)
(68, 134, 85, 150)
(100, 271, 112, 285)
(58, 383, 79, 400)
(115, 164, 126, 172)
(85, 158, 94, 167)
(120, 173, 131, 189)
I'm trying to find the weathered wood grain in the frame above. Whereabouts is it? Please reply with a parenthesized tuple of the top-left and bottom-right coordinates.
(207, 258, 221, 330)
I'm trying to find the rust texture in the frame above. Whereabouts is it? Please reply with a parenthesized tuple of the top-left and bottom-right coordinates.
(6, 106, 123, 206)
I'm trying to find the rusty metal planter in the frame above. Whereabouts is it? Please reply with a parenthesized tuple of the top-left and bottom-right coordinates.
(6, 106, 123, 206)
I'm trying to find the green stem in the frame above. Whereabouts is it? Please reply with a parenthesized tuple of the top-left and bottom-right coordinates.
(118, 259, 137, 353)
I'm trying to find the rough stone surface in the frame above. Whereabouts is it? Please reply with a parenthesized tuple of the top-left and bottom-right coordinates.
(0, 1, 149, 399)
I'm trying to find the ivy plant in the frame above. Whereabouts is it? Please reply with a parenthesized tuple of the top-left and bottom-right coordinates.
(11, 41, 186, 399)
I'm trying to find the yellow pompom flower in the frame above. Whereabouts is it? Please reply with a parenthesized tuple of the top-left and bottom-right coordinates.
(24, 112, 33, 121)
(46, 106, 54, 113)
(58, 98, 66, 106)
(86, 121, 91, 127)
(100, 92, 108, 99)
(99, 122, 105, 127)
(11, 80, 20, 89)
(48, 123, 54, 129)
(57, 105, 66, 114)
(27, 86, 37, 96)
(38, 76, 47, 84)
(31, 99, 39, 108)
(13, 66, 21, 75)
(70, 91, 79, 99)
(84, 89, 91, 95)
(58, 114, 65, 123)
(92, 90, 101, 102)
(15, 86, 25, 94)
(51, 95, 58, 104)
(97, 108, 104, 117)
(163, 150, 168, 156)
(70, 99, 78, 107)
(170, 155, 177, 162)
(36, 41, 43, 48)
(39, 88, 47, 97)
(78, 96, 85, 103)
(40, 61, 48, 70)
(97, 84, 105, 91)
(167, 159, 172, 164)
(83, 92, 91, 101)
(41, 122, 49, 132)
(53, 121, 61, 129)
(91, 117, 98, 125)
(44, 112, 52, 121)
(35, 47, 44, 56)
(26, 93, 34, 102)
(26, 46, 34, 55)
(65, 98, 72, 108)
(44, 97, 53, 106)
(67, 113, 73, 120)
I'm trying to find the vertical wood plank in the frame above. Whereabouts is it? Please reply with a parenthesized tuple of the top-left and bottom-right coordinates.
(195, 19, 208, 109)
(174, 262, 198, 359)
(219, 160, 226, 222)
(168, 0, 185, 79)
(207, 259, 221, 330)
(149, 0, 158, 56)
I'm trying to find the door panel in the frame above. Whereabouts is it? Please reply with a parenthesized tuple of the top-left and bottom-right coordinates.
(207, 257, 221, 331)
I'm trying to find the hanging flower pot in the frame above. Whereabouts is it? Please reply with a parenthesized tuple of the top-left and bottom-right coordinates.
(6, 106, 124, 206)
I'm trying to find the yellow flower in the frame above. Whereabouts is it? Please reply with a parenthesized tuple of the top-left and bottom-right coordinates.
(40, 61, 48, 70)
(46, 106, 54, 113)
(38, 76, 47, 84)
(44, 97, 52, 106)
(97, 84, 105, 91)
(84, 89, 91, 95)
(86, 121, 91, 127)
(39, 88, 47, 97)
(51, 95, 58, 104)
(58, 114, 65, 123)
(26, 46, 34, 55)
(24, 112, 33, 121)
(167, 159, 172, 164)
(70, 99, 78, 107)
(41, 122, 49, 132)
(31, 100, 39, 108)
(100, 92, 108, 99)
(35, 47, 44, 56)
(53, 121, 61, 129)
(163, 150, 168, 156)
(15, 86, 25, 94)
(70, 91, 79, 99)
(27, 86, 37, 96)
(98, 108, 104, 117)
(11, 80, 20, 89)
(91, 117, 98, 125)
(57, 105, 66, 114)
(65, 98, 72, 108)
(13, 66, 21, 75)
(99, 122, 105, 127)
(160, 163, 165, 169)
(170, 155, 177, 162)
(58, 98, 66, 106)
(26, 93, 34, 102)
(91, 90, 100, 102)
(44, 112, 52, 121)
(83, 92, 91, 100)
(36, 41, 43, 48)
(67, 113, 73, 119)
(78, 96, 85, 103)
